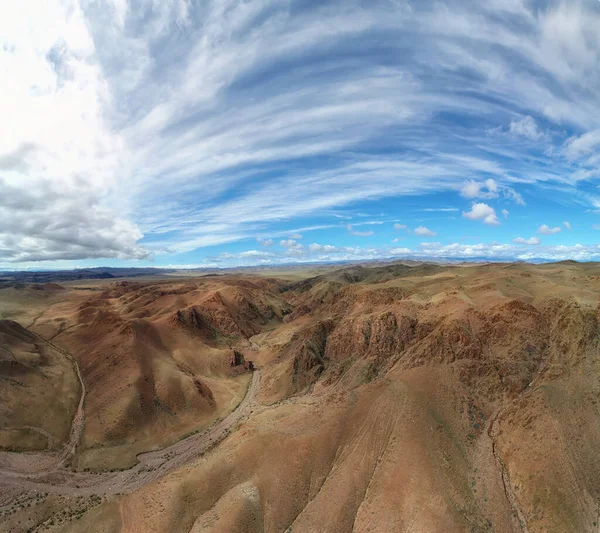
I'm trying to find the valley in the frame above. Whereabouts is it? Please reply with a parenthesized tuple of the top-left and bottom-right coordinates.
(1, 261, 600, 532)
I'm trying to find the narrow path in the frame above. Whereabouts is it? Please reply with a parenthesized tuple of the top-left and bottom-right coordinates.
(2, 426, 58, 450)
(28, 329, 87, 470)
(0, 331, 86, 476)
(0, 370, 260, 496)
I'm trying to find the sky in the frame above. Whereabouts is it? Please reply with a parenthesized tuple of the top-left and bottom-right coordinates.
(2, 0, 600, 270)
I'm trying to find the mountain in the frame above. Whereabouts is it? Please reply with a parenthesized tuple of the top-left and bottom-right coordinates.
(1, 260, 600, 532)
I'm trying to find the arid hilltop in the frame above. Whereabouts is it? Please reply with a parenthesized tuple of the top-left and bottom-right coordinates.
(1, 261, 600, 532)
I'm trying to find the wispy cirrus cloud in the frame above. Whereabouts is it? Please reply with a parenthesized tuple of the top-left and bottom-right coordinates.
(4, 0, 600, 265)
(347, 224, 374, 237)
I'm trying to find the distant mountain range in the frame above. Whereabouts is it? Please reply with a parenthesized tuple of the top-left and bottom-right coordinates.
(0, 257, 579, 284)
(0, 267, 176, 284)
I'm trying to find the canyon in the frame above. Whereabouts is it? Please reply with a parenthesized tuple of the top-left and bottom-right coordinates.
(1, 261, 600, 532)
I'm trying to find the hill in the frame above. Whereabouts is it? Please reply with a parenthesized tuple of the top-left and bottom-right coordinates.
(1, 261, 600, 532)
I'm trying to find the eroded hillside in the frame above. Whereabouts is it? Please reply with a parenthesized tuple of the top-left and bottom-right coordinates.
(1, 262, 600, 532)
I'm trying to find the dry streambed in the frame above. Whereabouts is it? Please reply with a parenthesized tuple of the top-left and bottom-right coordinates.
(0, 360, 260, 497)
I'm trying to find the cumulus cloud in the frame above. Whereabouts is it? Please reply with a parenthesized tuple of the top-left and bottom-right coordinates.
(462, 203, 500, 226)
(537, 224, 562, 235)
(414, 226, 437, 237)
(509, 116, 545, 141)
(502, 209, 509, 219)
(416, 242, 599, 262)
(279, 239, 306, 256)
(239, 250, 275, 258)
(0, 179, 148, 262)
(309, 243, 342, 254)
(564, 130, 600, 159)
(347, 224, 374, 237)
(214, 241, 600, 266)
(460, 179, 498, 200)
(390, 247, 411, 255)
(513, 237, 541, 245)
(0, 2, 146, 263)
(564, 221, 571, 230)
(288, 233, 303, 240)
(257, 237, 274, 247)
(394, 223, 408, 231)
(460, 179, 524, 206)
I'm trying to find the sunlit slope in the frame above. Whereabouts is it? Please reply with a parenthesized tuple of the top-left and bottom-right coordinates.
(0, 320, 80, 452)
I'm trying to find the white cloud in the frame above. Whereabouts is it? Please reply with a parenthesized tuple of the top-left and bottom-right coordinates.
(4, 0, 600, 265)
(394, 223, 408, 230)
(565, 130, 600, 159)
(537, 224, 562, 235)
(462, 203, 500, 226)
(460, 179, 524, 206)
(0, 0, 146, 262)
(309, 243, 341, 253)
(288, 233, 303, 239)
(280, 239, 302, 249)
(502, 209, 509, 219)
(460, 179, 498, 200)
(593, 225, 600, 231)
(203, 240, 600, 266)
(347, 224, 374, 237)
(422, 207, 458, 212)
(414, 226, 437, 237)
(416, 242, 599, 262)
(503, 187, 526, 206)
(513, 236, 541, 245)
(390, 247, 411, 255)
(352, 221, 385, 226)
(257, 237, 274, 247)
(279, 239, 306, 256)
(509, 116, 544, 141)
(564, 221, 571, 230)
(239, 250, 275, 258)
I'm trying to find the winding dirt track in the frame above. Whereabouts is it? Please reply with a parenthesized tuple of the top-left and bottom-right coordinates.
(0, 333, 261, 496)
(34, 330, 87, 470)
(0, 332, 86, 476)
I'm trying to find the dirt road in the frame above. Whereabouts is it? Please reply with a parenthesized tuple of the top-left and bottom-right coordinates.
(0, 331, 86, 476)
(0, 368, 261, 496)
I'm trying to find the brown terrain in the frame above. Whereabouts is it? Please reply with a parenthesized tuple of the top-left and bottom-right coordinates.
(1, 261, 600, 532)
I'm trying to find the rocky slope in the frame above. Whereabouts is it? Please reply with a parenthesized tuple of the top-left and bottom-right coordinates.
(2, 262, 600, 532)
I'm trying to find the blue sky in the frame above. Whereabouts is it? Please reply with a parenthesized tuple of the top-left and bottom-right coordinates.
(3, 0, 600, 269)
